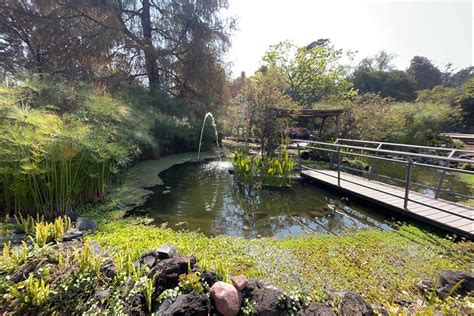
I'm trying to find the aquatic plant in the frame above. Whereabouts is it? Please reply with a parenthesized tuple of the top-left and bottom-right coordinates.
(232, 148, 295, 186)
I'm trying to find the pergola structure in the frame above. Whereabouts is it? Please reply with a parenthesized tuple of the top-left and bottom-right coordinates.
(270, 108, 344, 139)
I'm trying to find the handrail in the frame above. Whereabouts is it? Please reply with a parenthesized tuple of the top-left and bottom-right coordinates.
(294, 139, 474, 164)
(294, 139, 474, 213)
(335, 138, 474, 154)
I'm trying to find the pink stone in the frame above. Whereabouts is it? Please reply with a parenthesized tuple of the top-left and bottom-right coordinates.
(231, 275, 248, 291)
(210, 281, 242, 316)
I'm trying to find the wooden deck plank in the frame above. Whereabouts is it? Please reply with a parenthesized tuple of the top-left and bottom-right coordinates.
(301, 169, 474, 237)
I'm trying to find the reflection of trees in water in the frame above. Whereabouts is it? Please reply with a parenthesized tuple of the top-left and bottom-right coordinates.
(155, 161, 393, 238)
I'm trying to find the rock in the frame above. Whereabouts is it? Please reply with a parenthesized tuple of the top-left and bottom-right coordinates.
(62, 228, 83, 241)
(243, 279, 285, 315)
(231, 275, 248, 291)
(88, 241, 101, 255)
(75, 217, 97, 231)
(394, 298, 412, 307)
(339, 292, 374, 316)
(140, 254, 156, 268)
(202, 270, 219, 287)
(156, 298, 173, 315)
(149, 256, 196, 293)
(436, 270, 474, 299)
(298, 302, 336, 316)
(210, 281, 242, 316)
(101, 261, 117, 279)
(156, 243, 177, 259)
(65, 211, 80, 223)
(95, 289, 110, 301)
(162, 293, 209, 316)
(416, 277, 433, 293)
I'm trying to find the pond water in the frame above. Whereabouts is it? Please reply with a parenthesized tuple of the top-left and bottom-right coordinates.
(143, 160, 394, 238)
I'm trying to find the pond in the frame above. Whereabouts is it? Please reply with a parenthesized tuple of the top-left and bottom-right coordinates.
(143, 160, 394, 238)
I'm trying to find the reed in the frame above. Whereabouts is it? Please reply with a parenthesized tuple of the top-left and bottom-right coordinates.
(0, 81, 154, 218)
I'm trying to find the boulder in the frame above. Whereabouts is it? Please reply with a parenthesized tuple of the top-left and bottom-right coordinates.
(202, 270, 219, 287)
(231, 275, 248, 291)
(339, 292, 374, 316)
(62, 228, 83, 241)
(243, 279, 285, 316)
(210, 281, 242, 316)
(140, 254, 156, 268)
(101, 260, 117, 279)
(436, 270, 474, 299)
(298, 302, 336, 316)
(75, 217, 97, 231)
(162, 293, 210, 316)
(65, 211, 80, 223)
(149, 256, 196, 293)
(156, 243, 177, 259)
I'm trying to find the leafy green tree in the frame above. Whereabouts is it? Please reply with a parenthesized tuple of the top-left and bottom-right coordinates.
(352, 69, 417, 101)
(456, 77, 474, 129)
(407, 56, 442, 90)
(261, 40, 355, 107)
(445, 66, 474, 87)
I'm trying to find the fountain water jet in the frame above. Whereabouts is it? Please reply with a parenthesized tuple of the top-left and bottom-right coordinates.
(198, 112, 221, 161)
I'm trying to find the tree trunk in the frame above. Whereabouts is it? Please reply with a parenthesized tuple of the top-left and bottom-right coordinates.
(140, 0, 159, 90)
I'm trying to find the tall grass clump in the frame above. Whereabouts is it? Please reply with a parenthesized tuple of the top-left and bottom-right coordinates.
(0, 80, 155, 218)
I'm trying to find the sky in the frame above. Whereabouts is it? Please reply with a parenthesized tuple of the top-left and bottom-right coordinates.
(223, 0, 473, 78)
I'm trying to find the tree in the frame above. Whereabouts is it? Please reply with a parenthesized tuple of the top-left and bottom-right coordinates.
(407, 56, 442, 90)
(0, 0, 120, 81)
(456, 77, 474, 128)
(261, 40, 355, 107)
(445, 66, 474, 87)
(352, 69, 416, 101)
(0, 0, 233, 104)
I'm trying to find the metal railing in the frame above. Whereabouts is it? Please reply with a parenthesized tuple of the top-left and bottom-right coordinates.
(294, 139, 474, 220)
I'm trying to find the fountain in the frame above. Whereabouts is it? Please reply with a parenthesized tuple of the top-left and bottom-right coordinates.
(197, 112, 221, 160)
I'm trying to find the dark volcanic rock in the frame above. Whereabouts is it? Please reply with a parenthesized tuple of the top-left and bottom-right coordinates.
(101, 260, 117, 279)
(202, 270, 219, 287)
(149, 256, 196, 293)
(62, 228, 83, 241)
(339, 292, 374, 316)
(161, 293, 210, 316)
(243, 279, 285, 316)
(75, 217, 97, 231)
(156, 243, 177, 259)
(436, 270, 474, 299)
(65, 211, 80, 223)
(298, 302, 336, 316)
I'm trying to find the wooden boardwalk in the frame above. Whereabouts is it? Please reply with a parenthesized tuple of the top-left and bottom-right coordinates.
(301, 169, 474, 238)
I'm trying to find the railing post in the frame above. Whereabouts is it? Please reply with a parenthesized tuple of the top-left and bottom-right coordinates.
(337, 145, 341, 186)
(297, 143, 302, 175)
(434, 149, 456, 199)
(368, 143, 383, 181)
(404, 157, 413, 209)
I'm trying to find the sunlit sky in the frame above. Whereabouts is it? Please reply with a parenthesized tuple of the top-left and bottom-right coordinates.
(223, 0, 473, 77)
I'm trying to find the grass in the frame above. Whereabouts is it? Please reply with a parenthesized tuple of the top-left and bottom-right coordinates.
(84, 209, 473, 310)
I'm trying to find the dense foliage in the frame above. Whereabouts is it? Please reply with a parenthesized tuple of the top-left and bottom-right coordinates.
(0, 81, 155, 218)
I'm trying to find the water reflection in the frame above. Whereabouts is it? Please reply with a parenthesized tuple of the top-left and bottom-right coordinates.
(143, 161, 394, 238)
